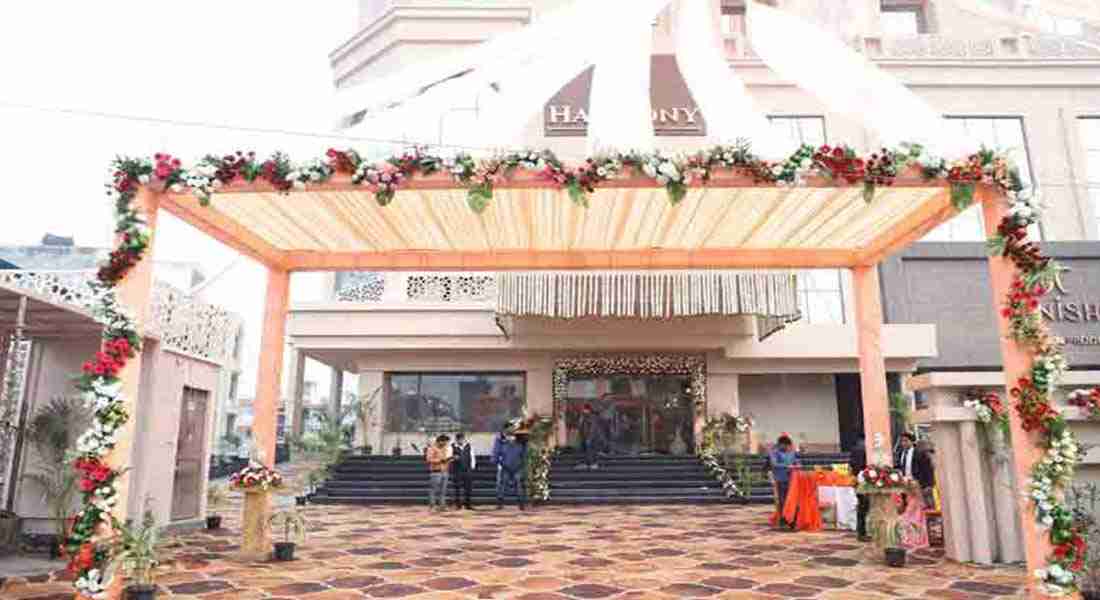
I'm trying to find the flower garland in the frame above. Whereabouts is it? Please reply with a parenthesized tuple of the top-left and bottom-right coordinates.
(1067, 389, 1100, 420)
(856, 465, 915, 493)
(698, 414, 751, 500)
(64, 157, 157, 598)
(980, 152, 1090, 595)
(126, 141, 1022, 217)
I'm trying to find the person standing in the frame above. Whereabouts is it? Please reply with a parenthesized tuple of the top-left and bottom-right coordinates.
(849, 434, 870, 542)
(496, 433, 528, 510)
(895, 432, 934, 504)
(769, 435, 800, 528)
(451, 432, 476, 510)
(425, 434, 452, 512)
(578, 404, 605, 470)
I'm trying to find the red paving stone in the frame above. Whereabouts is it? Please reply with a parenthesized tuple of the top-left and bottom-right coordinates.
(0, 462, 1028, 599)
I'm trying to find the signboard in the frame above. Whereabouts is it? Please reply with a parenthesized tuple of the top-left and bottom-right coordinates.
(544, 55, 706, 137)
(1041, 266, 1100, 346)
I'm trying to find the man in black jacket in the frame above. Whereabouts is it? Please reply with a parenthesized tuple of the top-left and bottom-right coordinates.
(849, 434, 870, 542)
(895, 432, 935, 506)
(450, 432, 476, 510)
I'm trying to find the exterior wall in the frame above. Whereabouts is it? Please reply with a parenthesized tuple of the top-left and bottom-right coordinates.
(738, 373, 840, 451)
(129, 347, 221, 527)
(13, 337, 99, 533)
(881, 242, 1100, 370)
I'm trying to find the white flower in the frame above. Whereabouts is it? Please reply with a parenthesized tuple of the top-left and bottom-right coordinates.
(658, 161, 680, 179)
(169, 183, 184, 193)
(597, 167, 608, 177)
(642, 163, 658, 178)
(138, 175, 151, 184)
(1042, 515, 1054, 527)
(800, 158, 812, 169)
(771, 165, 783, 176)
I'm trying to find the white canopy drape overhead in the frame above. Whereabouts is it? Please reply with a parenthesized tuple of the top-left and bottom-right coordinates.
(338, 0, 978, 158)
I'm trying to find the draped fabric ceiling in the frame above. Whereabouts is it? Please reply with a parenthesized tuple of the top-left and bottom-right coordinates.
(158, 168, 970, 273)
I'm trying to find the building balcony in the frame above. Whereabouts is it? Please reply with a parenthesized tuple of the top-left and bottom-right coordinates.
(0, 270, 244, 366)
(722, 32, 1100, 62)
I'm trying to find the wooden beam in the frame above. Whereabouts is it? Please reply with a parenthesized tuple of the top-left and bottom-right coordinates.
(852, 265, 892, 466)
(855, 187, 968, 266)
(284, 247, 861, 271)
(981, 195, 1056, 600)
(159, 192, 287, 268)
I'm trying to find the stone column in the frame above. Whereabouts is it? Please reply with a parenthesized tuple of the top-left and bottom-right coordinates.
(329, 367, 344, 424)
(288, 348, 306, 439)
(240, 490, 271, 560)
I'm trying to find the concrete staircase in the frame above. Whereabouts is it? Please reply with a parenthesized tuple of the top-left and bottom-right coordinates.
(310, 452, 850, 506)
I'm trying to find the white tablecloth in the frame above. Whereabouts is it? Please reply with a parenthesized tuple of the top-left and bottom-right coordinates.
(818, 486, 858, 531)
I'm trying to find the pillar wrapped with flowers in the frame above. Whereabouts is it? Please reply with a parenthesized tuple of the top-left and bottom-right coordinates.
(228, 462, 284, 559)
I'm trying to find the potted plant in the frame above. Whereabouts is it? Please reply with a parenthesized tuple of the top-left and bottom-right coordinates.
(305, 468, 326, 502)
(21, 395, 90, 558)
(294, 479, 309, 506)
(205, 485, 227, 530)
(111, 510, 161, 600)
(269, 508, 305, 561)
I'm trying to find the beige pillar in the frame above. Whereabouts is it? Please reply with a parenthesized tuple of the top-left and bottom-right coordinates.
(110, 189, 159, 527)
(982, 196, 1055, 599)
(329, 367, 344, 424)
(852, 265, 892, 464)
(288, 348, 306, 439)
(958, 421, 995, 564)
(253, 269, 289, 468)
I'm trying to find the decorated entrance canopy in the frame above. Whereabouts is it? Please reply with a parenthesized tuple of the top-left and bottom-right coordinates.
(150, 143, 995, 273)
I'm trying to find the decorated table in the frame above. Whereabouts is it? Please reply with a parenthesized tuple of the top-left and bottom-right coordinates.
(857, 465, 929, 552)
(815, 469, 858, 531)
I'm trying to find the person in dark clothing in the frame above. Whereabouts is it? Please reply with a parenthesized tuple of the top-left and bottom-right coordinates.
(849, 434, 871, 542)
(496, 433, 528, 510)
(577, 404, 606, 470)
(895, 432, 935, 503)
(450, 432, 476, 510)
(769, 434, 800, 528)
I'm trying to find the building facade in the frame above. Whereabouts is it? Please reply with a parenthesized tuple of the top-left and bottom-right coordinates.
(295, 0, 1100, 456)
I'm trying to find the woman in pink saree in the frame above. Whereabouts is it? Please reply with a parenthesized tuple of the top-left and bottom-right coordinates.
(897, 490, 929, 549)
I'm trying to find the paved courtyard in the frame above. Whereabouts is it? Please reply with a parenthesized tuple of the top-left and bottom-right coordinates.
(2, 495, 1027, 600)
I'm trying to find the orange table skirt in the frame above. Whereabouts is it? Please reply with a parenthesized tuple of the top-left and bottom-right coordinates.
(769, 470, 823, 532)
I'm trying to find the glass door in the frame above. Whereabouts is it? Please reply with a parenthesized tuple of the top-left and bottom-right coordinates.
(564, 374, 694, 455)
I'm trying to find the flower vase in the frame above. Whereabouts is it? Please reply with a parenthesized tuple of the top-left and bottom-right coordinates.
(240, 488, 271, 560)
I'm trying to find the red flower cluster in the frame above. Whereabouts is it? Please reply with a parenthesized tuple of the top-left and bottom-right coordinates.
(68, 543, 96, 573)
(260, 159, 293, 191)
(96, 243, 140, 285)
(213, 151, 256, 183)
(81, 337, 133, 378)
(326, 148, 358, 174)
(74, 457, 114, 493)
(967, 389, 1006, 417)
(1068, 388, 1100, 418)
(813, 145, 866, 184)
(1053, 531, 1087, 572)
(153, 153, 182, 181)
(946, 155, 984, 184)
(111, 169, 139, 195)
(1011, 377, 1058, 433)
(864, 149, 898, 187)
(996, 216, 1048, 274)
(1001, 276, 1044, 318)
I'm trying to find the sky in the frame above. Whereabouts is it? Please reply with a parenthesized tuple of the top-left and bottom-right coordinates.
(0, 1, 361, 396)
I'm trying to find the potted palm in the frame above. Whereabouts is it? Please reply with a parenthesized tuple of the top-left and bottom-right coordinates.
(269, 508, 305, 561)
(205, 485, 227, 530)
(21, 395, 90, 558)
(111, 510, 161, 600)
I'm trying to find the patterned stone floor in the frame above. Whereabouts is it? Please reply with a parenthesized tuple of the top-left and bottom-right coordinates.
(1, 462, 1027, 599)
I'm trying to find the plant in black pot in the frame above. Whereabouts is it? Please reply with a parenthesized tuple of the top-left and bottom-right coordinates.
(110, 510, 162, 600)
(205, 485, 227, 530)
(269, 508, 306, 561)
(872, 514, 909, 568)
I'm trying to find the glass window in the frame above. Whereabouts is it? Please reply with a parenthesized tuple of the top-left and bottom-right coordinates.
(923, 117, 1038, 241)
(795, 269, 846, 324)
(768, 116, 827, 155)
(384, 373, 525, 433)
(881, 10, 921, 35)
(720, 5, 746, 36)
(1081, 117, 1100, 237)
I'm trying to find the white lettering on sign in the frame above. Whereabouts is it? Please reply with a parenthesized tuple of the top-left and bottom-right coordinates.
(546, 105, 704, 135)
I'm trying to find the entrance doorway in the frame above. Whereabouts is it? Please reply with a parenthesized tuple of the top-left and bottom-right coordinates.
(171, 387, 209, 521)
(563, 375, 695, 455)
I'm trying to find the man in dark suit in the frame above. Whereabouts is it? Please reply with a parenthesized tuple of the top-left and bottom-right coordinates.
(895, 432, 934, 505)
(849, 434, 870, 542)
(450, 432, 476, 510)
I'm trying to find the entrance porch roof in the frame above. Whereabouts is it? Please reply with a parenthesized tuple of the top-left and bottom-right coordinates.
(159, 166, 972, 272)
